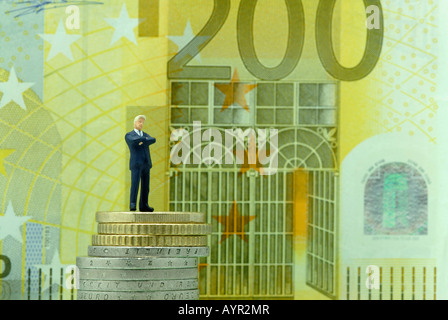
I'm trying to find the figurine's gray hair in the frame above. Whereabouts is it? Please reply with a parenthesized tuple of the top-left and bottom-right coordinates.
(134, 115, 146, 123)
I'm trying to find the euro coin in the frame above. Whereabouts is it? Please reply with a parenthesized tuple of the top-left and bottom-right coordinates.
(91, 235, 208, 247)
(77, 289, 199, 300)
(87, 246, 210, 257)
(78, 267, 198, 280)
(96, 212, 206, 223)
(97, 223, 212, 235)
(79, 279, 198, 291)
(76, 256, 198, 269)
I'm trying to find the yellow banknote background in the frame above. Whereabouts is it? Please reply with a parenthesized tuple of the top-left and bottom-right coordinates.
(0, 0, 444, 300)
(38, 4, 168, 262)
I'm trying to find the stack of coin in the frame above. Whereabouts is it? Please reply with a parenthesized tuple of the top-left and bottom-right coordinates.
(76, 212, 210, 300)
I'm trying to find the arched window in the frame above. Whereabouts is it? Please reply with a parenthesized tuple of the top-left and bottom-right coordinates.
(364, 162, 428, 235)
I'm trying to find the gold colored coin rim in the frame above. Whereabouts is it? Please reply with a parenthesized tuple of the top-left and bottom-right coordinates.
(97, 223, 212, 235)
(96, 212, 206, 223)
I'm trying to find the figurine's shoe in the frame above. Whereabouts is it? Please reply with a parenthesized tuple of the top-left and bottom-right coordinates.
(130, 207, 136, 212)
(140, 205, 154, 212)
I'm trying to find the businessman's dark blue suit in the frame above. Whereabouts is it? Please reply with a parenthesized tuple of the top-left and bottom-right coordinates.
(125, 130, 156, 212)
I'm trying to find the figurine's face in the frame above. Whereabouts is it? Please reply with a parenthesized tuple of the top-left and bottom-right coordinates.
(134, 118, 145, 131)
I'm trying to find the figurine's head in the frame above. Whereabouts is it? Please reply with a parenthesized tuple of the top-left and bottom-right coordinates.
(134, 115, 146, 131)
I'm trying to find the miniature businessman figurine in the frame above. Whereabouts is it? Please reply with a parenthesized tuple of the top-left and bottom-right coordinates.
(125, 115, 156, 212)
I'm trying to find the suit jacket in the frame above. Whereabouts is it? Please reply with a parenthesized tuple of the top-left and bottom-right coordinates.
(125, 131, 156, 170)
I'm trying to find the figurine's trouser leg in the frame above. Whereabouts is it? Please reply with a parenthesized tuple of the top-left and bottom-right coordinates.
(139, 166, 150, 210)
(130, 166, 151, 210)
(130, 167, 142, 210)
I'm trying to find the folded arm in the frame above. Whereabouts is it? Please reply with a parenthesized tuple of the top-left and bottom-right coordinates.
(126, 134, 156, 147)
(125, 133, 145, 147)
(144, 136, 156, 146)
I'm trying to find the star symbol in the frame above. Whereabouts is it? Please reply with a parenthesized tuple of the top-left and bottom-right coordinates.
(34, 251, 69, 291)
(0, 67, 34, 110)
(214, 69, 256, 112)
(168, 21, 209, 63)
(213, 201, 256, 243)
(234, 133, 270, 175)
(0, 149, 14, 176)
(0, 201, 31, 243)
(39, 20, 81, 61)
(104, 3, 144, 46)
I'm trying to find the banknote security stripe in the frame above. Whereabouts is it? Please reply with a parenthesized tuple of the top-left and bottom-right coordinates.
(96, 212, 206, 223)
(79, 279, 199, 292)
(77, 290, 200, 300)
(78, 267, 199, 280)
(97, 223, 212, 235)
(91, 235, 208, 247)
(76, 256, 198, 269)
(87, 246, 210, 257)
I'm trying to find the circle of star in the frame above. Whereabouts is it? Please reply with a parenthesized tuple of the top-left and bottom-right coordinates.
(0, 67, 34, 110)
(104, 3, 144, 46)
(0, 201, 31, 243)
(39, 20, 81, 61)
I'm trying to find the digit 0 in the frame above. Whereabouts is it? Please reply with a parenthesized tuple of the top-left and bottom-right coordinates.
(169, 0, 384, 82)
(315, 0, 384, 81)
(0, 255, 11, 279)
(237, 0, 305, 81)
